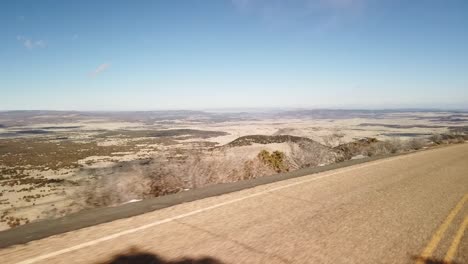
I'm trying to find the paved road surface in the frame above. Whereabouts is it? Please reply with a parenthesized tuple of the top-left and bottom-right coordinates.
(1, 144, 467, 264)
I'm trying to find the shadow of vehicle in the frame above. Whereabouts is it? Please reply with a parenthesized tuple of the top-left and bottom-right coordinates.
(100, 249, 225, 264)
(412, 256, 460, 264)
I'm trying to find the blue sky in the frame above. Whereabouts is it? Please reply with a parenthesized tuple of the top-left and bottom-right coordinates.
(1, 0, 467, 110)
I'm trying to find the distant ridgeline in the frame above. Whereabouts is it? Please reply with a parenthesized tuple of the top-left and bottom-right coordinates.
(225, 135, 321, 147)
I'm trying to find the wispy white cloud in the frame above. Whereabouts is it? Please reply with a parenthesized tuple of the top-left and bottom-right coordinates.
(17, 36, 46, 50)
(90, 63, 111, 77)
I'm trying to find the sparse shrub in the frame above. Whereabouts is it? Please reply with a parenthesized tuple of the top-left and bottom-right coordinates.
(429, 132, 466, 145)
(243, 158, 276, 180)
(257, 150, 288, 173)
(366, 141, 391, 157)
(334, 137, 379, 159)
(183, 152, 248, 188)
(322, 132, 345, 147)
(405, 138, 426, 150)
(288, 140, 336, 169)
(147, 171, 185, 196)
(77, 149, 281, 208)
(81, 168, 154, 207)
(387, 138, 404, 153)
(367, 138, 406, 156)
(429, 134, 443, 145)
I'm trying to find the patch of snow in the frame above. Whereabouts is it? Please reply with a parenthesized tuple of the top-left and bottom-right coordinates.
(351, 154, 367, 160)
(121, 199, 142, 205)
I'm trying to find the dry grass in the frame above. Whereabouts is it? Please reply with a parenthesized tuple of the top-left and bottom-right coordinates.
(429, 133, 467, 145)
(322, 132, 345, 147)
(77, 149, 277, 207)
(288, 140, 336, 169)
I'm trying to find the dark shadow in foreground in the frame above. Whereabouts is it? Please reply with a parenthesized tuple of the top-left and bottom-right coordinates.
(412, 256, 460, 264)
(100, 249, 225, 264)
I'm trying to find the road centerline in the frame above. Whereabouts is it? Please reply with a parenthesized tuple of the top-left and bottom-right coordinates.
(444, 216, 468, 263)
(416, 194, 467, 264)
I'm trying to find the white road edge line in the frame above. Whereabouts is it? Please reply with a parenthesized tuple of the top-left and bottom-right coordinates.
(16, 155, 403, 264)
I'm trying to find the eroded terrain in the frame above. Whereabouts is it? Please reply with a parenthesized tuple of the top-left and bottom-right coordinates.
(0, 110, 467, 230)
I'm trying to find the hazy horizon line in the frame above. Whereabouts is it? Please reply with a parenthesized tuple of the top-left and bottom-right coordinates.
(1, 107, 468, 113)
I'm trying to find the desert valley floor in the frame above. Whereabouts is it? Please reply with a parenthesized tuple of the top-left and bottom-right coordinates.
(0, 109, 467, 230)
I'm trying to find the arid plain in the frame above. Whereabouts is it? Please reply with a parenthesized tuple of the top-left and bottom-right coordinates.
(0, 109, 467, 231)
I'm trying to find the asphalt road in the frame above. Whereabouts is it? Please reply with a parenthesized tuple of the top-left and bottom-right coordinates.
(1, 143, 467, 264)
